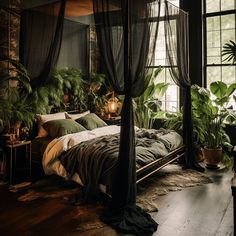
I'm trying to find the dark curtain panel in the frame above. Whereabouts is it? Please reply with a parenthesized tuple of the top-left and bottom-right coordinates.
(164, 1, 202, 170)
(19, 0, 65, 87)
(93, 0, 160, 235)
(57, 19, 88, 77)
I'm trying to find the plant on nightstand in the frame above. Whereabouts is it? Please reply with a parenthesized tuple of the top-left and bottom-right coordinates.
(0, 59, 35, 142)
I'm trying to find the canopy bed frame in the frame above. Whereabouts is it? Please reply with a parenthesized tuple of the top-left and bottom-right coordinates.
(19, 0, 196, 235)
(136, 145, 185, 184)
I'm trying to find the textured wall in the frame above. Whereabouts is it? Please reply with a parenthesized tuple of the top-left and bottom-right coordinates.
(0, 0, 20, 77)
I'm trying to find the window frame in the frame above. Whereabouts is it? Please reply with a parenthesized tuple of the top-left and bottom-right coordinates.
(202, 0, 236, 87)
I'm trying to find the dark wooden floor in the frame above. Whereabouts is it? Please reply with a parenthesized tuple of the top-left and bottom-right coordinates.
(0, 167, 234, 236)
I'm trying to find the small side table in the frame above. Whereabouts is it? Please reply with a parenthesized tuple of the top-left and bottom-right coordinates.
(5, 140, 31, 187)
(103, 116, 121, 126)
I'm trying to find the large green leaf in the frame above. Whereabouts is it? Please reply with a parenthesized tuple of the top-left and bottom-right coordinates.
(226, 83, 236, 97)
(210, 81, 227, 99)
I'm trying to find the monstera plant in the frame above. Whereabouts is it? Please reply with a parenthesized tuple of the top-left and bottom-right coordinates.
(191, 81, 236, 168)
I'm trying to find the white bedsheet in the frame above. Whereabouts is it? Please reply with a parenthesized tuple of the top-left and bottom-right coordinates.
(43, 125, 121, 187)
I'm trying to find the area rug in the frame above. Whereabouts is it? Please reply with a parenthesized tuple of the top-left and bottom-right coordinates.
(15, 164, 213, 233)
(18, 164, 212, 211)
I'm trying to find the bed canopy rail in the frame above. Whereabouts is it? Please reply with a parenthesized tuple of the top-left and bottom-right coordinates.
(18, 0, 196, 235)
(92, 0, 196, 235)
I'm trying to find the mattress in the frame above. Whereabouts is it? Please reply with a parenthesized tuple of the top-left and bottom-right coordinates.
(42, 125, 183, 195)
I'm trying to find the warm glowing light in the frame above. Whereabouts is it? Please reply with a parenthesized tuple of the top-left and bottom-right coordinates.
(108, 100, 118, 113)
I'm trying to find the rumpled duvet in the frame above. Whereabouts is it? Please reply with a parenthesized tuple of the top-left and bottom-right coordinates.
(43, 125, 183, 199)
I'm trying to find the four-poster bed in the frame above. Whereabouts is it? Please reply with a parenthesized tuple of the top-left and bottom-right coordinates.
(19, 0, 197, 235)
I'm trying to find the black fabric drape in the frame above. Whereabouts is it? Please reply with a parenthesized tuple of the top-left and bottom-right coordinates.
(19, 0, 65, 88)
(164, 1, 201, 170)
(57, 19, 88, 76)
(93, 0, 160, 235)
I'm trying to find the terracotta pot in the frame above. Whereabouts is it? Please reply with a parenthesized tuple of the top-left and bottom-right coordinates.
(202, 147, 222, 169)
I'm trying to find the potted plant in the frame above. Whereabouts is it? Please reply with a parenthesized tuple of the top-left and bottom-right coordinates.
(0, 59, 35, 139)
(191, 82, 236, 168)
(50, 67, 88, 112)
(87, 72, 107, 113)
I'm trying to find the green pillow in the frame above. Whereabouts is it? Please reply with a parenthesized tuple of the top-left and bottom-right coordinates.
(43, 119, 86, 138)
(76, 113, 107, 130)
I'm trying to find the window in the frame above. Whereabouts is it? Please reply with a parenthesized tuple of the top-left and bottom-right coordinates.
(149, 0, 180, 112)
(203, 0, 236, 107)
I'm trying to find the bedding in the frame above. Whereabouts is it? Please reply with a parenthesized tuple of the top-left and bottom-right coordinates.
(42, 125, 183, 199)
(75, 113, 108, 130)
(65, 110, 90, 120)
(36, 112, 67, 138)
(42, 119, 86, 138)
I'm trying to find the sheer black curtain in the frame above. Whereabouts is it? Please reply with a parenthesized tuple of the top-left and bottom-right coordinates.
(93, 0, 160, 235)
(164, 1, 202, 170)
(19, 0, 65, 88)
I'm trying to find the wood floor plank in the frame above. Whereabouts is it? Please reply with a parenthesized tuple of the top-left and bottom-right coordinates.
(0, 167, 233, 236)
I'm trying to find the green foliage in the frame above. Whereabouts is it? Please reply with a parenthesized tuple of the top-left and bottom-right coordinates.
(50, 67, 88, 112)
(191, 82, 236, 149)
(87, 73, 106, 113)
(165, 81, 236, 150)
(222, 40, 236, 64)
(0, 61, 35, 129)
(133, 67, 168, 129)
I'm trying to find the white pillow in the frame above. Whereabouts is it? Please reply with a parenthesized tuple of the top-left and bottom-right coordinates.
(65, 110, 90, 120)
(36, 112, 66, 138)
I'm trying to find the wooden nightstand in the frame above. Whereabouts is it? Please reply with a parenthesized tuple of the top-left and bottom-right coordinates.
(4, 140, 32, 187)
(103, 116, 121, 125)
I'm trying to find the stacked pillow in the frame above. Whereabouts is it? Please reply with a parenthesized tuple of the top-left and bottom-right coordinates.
(36, 112, 67, 138)
(42, 119, 86, 138)
(35, 111, 108, 138)
(75, 113, 107, 130)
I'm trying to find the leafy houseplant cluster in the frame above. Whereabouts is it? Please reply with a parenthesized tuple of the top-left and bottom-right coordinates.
(166, 81, 236, 168)
(0, 63, 107, 140)
(133, 67, 169, 129)
(0, 59, 35, 133)
(192, 82, 236, 168)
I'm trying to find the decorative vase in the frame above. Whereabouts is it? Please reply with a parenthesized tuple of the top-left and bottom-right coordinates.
(202, 147, 222, 169)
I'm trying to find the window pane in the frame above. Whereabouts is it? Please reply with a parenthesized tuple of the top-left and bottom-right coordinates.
(155, 68, 165, 83)
(207, 16, 220, 31)
(207, 30, 220, 48)
(221, 14, 235, 30)
(161, 85, 179, 112)
(222, 66, 236, 84)
(166, 68, 175, 84)
(206, 0, 220, 13)
(207, 27, 221, 64)
(168, 0, 179, 7)
(221, 0, 235, 11)
(206, 66, 221, 87)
